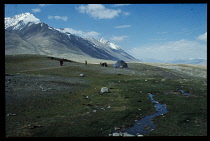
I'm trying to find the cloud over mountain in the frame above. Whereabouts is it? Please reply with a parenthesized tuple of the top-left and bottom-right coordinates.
(76, 4, 124, 19)
(110, 36, 128, 42)
(32, 8, 41, 13)
(58, 28, 100, 38)
(48, 15, 68, 21)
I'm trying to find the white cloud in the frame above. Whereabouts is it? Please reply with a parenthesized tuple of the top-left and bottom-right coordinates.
(62, 28, 100, 38)
(113, 4, 130, 7)
(157, 32, 168, 34)
(197, 32, 207, 41)
(76, 4, 122, 19)
(150, 39, 166, 41)
(123, 12, 130, 16)
(48, 16, 68, 21)
(110, 36, 128, 41)
(32, 8, 41, 13)
(128, 39, 207, 61)
(39, 4, 47, 7)
(115, 25, 131, 28)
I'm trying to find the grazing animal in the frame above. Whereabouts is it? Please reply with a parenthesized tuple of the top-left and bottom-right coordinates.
(100, 62, 108, 67)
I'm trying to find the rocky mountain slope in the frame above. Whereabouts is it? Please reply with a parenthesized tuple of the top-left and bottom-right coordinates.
(5, 13, 139, 62)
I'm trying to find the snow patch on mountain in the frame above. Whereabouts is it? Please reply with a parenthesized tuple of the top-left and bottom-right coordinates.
(109, 42, 120, 50)
(98, 38, 120, 50)
(55, 28, 72, 36)
(99, 38, 109, 44)
(5, 12, 41, 30)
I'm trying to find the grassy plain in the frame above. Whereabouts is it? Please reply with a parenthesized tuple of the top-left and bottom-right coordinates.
(5, 54, 207, 136)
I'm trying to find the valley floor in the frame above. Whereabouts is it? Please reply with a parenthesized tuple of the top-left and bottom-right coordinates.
(5, 54, 207, 137)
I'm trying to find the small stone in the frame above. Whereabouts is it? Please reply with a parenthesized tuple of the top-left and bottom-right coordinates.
(7, 113, 16, 116)
(79, 74, 85, 77)
(161, 79, 166, 81)
(115, 127, 120, 130)
(100, 87, 109, 94)
(122, 132, 135, 137)
(136, 133, 143, 137)
(93, 110, 96, 113)
(112, 132, 120, 136)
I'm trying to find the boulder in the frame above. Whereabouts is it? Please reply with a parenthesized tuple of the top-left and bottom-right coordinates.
(112, 132, 122, 136)
(100, 87, 109, 94)
(79, 74, 85, 77)
(122, 132, 135, 137)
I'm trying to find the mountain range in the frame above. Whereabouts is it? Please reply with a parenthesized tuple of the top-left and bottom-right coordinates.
(5, 12, 139, 63)
(141, 58, 207, 65)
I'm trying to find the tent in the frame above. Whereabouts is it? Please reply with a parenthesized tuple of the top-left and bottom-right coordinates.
(114, 60, 128, 68)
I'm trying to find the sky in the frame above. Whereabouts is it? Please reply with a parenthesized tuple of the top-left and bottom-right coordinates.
(5, 4, 207, 61)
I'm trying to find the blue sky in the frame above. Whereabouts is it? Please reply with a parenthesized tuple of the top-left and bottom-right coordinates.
(5, 4, 207, 61)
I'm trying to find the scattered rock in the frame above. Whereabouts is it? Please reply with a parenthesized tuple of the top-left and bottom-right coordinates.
(100, 87, 109, 94)
(24, 124, 43, 129)
(79, 74, 85, 77)
(161, 79, 166, 81)
(112, 132, 121, 136)
(107, 106, 111, 108)
(108, 134, 113, 136)
(93, 110, 97, 113)
(136, 133, 144, 137)
(109, 132, 141, 137)
(115, 127, 120, 130)
(7, 113, 16, 116)
(123, 132, 136, 137)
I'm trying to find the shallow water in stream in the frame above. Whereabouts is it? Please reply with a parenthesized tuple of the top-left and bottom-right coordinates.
(111, 88, 190, 136)
(123, 94, 168, 135)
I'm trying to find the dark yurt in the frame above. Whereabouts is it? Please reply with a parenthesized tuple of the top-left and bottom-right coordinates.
(114, 60, 128, 68)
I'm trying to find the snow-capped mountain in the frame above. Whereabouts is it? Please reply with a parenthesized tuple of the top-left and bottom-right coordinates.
(5, 12, 41, 30)
(5, 12, 139, 62)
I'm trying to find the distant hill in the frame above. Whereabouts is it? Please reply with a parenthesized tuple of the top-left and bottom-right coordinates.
(141, 58, 207, 65)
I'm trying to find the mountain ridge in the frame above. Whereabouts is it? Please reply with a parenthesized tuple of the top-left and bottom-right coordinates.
(5, 12, 140, 63)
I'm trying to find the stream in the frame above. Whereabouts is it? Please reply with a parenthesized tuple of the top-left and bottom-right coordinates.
(111, 88, 190, 136)
(123, 94, 168, 135)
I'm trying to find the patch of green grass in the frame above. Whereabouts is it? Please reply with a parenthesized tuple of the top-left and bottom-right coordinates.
(147, 78, 207, 136)
(5, 55, 207, 136)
